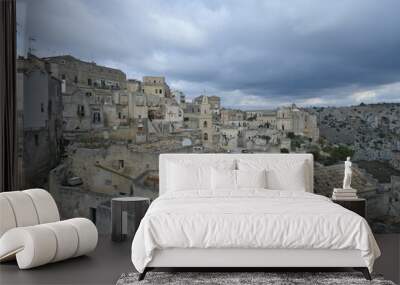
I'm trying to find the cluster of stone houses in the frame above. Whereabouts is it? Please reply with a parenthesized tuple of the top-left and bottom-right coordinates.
(16, 53, 322, 189)
(218, 104, 319, 152)
(16, 53, 324, 233)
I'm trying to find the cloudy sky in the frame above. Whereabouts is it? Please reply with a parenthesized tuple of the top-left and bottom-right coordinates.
(17, 0, 400, 109)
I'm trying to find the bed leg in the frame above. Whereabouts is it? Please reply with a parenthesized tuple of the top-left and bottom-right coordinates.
(138, 268, 148, 281)
(354, 267, 371, 280)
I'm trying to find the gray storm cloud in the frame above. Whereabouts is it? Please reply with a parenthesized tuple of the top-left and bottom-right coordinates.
(18, 0, 400, 108)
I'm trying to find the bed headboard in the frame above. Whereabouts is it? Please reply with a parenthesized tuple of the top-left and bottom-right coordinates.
(159, 153, 314, 195)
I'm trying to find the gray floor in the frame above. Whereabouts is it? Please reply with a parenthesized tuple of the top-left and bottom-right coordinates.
(1, 234, 399, 285)
(0, 236, 133, 285)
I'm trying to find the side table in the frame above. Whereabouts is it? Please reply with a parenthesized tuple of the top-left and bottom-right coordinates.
(111, 197, 150, 242)
(332, 198, 366, 218)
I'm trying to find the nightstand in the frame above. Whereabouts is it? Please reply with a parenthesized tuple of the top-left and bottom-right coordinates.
(332, 198, 366, 218)
(111, 197, 150, 242)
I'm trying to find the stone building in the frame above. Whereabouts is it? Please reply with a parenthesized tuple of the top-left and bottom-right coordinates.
(219, 127, 240, 150)
(172, 90, 186, 106)
(161, 101, 183, 125)
(16, 55, 63, 188)
(183, 96, 214, 147)
(276, 104, 319, 141)
(256, 111, 277, 129)
(194, 95, 221, 115)
(127, 79, 141, 93)
(220, 109, 245, 126)
(142, 76, 171, 98)
(43, 55, 127, 133)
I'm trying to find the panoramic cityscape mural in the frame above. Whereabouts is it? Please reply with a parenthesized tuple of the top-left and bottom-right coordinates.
(16, 0, 400, 234)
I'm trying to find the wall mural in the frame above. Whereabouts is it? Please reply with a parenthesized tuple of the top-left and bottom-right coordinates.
(16, 1, 400, 235)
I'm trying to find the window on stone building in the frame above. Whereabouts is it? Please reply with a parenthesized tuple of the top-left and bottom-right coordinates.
(203, 132, 208, 141)
(78, 105, 85, 116)
(61, 74, 66, 80)
(93, 112, 101, 123)
(74, 75, 78, 83)
(119, 160, 124, 169)
(34, 134, 39, 146)
(40, 103, 44, 113)
(118, 112, 122, 119)
(203, 121, 208, 128)
(88, 78, 92, 86)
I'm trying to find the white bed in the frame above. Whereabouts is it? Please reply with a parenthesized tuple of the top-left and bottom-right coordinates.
(131, 154, 380, 280)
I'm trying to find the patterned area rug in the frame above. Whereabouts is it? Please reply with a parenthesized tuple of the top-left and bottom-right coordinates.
(116, 272, 396, 285)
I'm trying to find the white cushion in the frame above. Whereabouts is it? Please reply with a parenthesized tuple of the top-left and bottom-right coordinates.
(66, 218, 98, 257)
(23, 189, 60, 224)
(167, 162, 211, 191)
(0, 196, 17, 237)
(211, 168, 237, 191)
(165, 159, 236, 193)
(0, 191, 39, 227)
(0, 226, 57, 269)
(238, 159, 307, 191)
(42, 221, 79, 262)
(236, 169, 267, 189)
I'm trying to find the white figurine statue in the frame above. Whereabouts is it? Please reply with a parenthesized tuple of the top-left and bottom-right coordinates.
(343, 156, 352, 189)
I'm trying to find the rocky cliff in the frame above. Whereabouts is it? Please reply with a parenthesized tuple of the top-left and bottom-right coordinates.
(309, 103, 400, 161)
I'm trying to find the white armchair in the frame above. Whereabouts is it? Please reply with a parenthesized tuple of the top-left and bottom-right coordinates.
(0, 189, 98, 269)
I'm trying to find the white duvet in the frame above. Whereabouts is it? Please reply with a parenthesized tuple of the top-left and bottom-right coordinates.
(131, 190, 380, 273)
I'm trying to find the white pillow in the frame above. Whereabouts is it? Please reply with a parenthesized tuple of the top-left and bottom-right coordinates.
(236, 169, 267, 189)
(238, 159, 307, 191)
(167, 162, 211, 191)
(211, 168, 236, 191)
(166, 159, 236, 193)
(267, 161, 306, 191)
